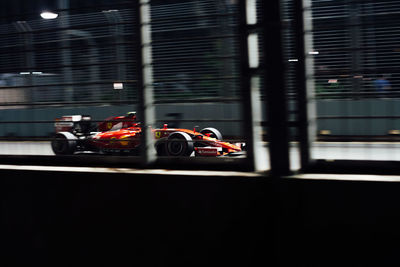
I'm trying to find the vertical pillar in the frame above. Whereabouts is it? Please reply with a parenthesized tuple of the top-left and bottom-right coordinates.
(295, 0, 309, 169)
(104, 10, 126, 101)
(58, 0, 73, 102)
(135, 0, 156, 165)
(296, 0, 317, 170)
(14, 21, 35, 104)
(261, 0, 290, 175)
(349, 0, 361, 98)
(238, 0, 269, 172)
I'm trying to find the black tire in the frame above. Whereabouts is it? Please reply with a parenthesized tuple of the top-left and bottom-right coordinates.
(155, 142, 167, 156)
(166, 132, 194, 156)
(51, 132, 78, 155)
(200, 127, 223, 140)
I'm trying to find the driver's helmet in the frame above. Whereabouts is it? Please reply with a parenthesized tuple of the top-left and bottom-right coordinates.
(122, 111, 138, 128)
(126, 111, 136, 118)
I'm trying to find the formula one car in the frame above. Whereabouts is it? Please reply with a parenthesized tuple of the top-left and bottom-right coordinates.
(51, 111, 242, 157)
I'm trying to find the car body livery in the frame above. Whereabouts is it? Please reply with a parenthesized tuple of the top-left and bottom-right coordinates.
(51, 112, 242, 157)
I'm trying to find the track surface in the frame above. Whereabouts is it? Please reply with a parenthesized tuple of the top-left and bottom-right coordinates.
(2, 141, 400, 170)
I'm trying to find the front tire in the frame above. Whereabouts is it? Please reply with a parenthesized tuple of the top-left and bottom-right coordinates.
(200, 127, 223, 140)
(166, 132, 194, 156)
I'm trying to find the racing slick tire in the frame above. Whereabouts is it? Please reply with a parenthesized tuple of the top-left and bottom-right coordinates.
(166, 132, 194, 157)
(200, 127, 222, 140)
(155, 141, 167, 156)
(51, 132, 78, 155)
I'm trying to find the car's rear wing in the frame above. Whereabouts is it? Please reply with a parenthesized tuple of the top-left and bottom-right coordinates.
(55, 115, 92, 133)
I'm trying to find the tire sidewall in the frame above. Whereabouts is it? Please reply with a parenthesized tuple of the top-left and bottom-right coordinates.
(51, 132, 77, 155)
(166, 132, 193, 156)
(200, 127, 222, 140)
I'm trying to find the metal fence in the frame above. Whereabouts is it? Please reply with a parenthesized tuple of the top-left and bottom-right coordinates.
(0, 1, 243, 108)
(312, 0, 400, 99)
(151, 0, 240, 102)
(0, 6, 138, 107)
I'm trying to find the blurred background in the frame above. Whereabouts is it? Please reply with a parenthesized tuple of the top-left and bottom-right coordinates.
(0, 0, 242, 136)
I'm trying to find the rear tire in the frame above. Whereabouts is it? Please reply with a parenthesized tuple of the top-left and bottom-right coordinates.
(155, 142, 167, 156)
(166, 132, 193, 156)
(51, 132, 78, 155)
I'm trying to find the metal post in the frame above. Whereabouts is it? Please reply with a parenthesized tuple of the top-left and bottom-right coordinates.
(217, 1, 233, 98)
(135, 0, 156, 165)
(349, 0, 361, 98)
(298, 0, 317, 170)
(104, 10, 126, 101)
(294, 0, 310, 169)
(14, 21, 35, 105)
(261, 0, 290, 176)
(58, 0, 73, 102)
(238, 0, 269, 172)
(64, 30, 100, 101)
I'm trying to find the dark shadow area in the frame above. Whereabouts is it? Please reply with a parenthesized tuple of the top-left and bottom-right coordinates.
(278, 178, 400, 266)
(1, 169, 400, 266)
(0, 155, 252, 171)
(0, 169, 272, 266)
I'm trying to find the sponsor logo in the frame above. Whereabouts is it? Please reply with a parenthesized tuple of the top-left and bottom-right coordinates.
(196, 147, 221, 156)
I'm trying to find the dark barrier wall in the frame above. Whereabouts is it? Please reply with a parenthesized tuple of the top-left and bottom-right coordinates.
(0, 169, 273, 266)
(278, 179, 400, 266)
(1, 169, 400, 266)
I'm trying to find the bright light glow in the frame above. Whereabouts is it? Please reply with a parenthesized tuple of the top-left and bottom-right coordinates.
(247, 34, 259, 68)
(102, 9, 119, 13)
(309, 51, 319, 55)
(246, 0, 257, 25)
(288, 59, 298, 62)
(40, 11, 58, 20)
(113, 83, 124, 90)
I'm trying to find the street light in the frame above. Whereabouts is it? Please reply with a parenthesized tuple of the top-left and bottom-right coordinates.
(40, 11, 58, 19)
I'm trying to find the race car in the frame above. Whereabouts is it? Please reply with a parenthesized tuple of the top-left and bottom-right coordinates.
(51, 111, 243, 157)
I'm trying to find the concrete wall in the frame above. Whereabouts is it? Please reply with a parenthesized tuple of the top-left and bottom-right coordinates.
(0, 103, 245, 137)
(317, 99, 400, 136)
(1, 99, 400, 137)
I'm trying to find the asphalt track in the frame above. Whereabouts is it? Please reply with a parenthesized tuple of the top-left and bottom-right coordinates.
(2, 141, 400, 170)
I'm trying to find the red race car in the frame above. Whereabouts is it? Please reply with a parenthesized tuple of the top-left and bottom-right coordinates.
(51, 112, 243, 157)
